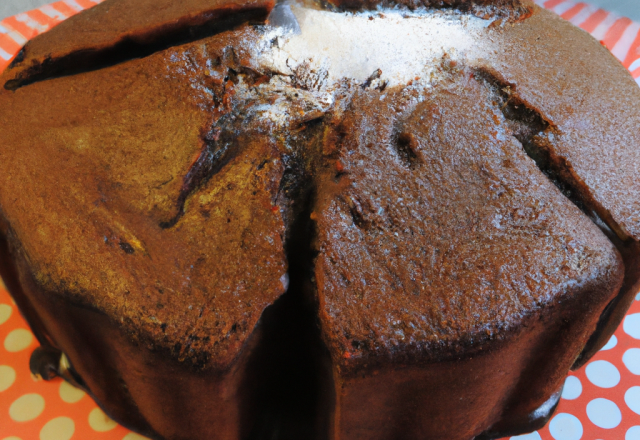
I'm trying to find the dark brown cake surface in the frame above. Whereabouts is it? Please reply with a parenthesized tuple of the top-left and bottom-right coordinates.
(482, 9, 640, 242)
(3, 0, 275, 89)
(315, 74, 622, 372)
(0, 26, 291, 370)
(0, 1, 639, 439)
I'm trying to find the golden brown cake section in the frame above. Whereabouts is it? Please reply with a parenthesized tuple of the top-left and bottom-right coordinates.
(0, 23, 298, 439)
(0, 27, 289, 369)
(0, 1, 639, 439)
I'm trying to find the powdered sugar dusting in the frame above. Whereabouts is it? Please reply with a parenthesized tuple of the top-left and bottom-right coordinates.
(242, 3, 494, 126)
(257, 4, 490, 88)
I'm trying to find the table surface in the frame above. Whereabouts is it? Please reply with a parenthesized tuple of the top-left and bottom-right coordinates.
(1, 0, 640, 21)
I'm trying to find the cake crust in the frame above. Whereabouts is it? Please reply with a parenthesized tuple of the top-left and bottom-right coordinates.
(0, 26, 289, 370)
(4, 0, 275, 90)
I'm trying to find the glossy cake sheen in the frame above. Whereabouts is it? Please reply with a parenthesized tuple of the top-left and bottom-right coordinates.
(0, 0, 639, 439)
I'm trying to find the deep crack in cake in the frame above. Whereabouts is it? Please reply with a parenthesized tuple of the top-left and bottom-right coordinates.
(0, 0, 639, 439)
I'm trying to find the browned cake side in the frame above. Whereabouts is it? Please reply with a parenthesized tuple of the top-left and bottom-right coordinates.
(0, 1, 639, 439)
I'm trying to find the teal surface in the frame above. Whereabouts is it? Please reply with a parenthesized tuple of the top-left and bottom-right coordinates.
(587, 0, 640, 21)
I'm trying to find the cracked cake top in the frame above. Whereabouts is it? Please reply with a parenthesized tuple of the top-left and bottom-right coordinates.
(0, 0, 638, 373)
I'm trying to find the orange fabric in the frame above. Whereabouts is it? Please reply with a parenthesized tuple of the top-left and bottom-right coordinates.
(543, 0, 566, 9)
(603, 17, 633, 52)
(560, 3, 587, 20)
(27, 9, 63, 28)
(623, 31, 640, 69)
(580, 9, 609, 33)
(75, 0, 102, 9)
(0, 34, 22, 55)
(1, 16, 41, 40)
(50, 2, 81, 18)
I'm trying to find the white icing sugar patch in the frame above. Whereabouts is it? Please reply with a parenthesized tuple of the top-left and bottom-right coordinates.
(258, 4, 489, 88)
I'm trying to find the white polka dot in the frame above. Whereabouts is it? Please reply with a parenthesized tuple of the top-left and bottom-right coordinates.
(40, 417, 75, 440)
(585, 360, 620, 388)
(510, 432, 542, 440)
(601, 335, 617, 350)
(562, 376, 582, 400)
(627, 426, 640, 440)
(549, 413, 583, 440)
(88, 407, 118, 432)
(4, 328, 33, 352)
(625, 386, 640, 415)
(59, 380, 85, 403)
(586, 398, 622, 429)
(624, 313, 640, 339)
(0, 304, 12, 325)
(0, 365, 16, 392)
(123, 434, 152, 440)
(9, 393, 45, 422)
(624, 348, 640, 375)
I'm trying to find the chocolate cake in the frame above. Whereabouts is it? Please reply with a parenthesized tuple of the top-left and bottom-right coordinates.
(0, 0, 639, 439)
